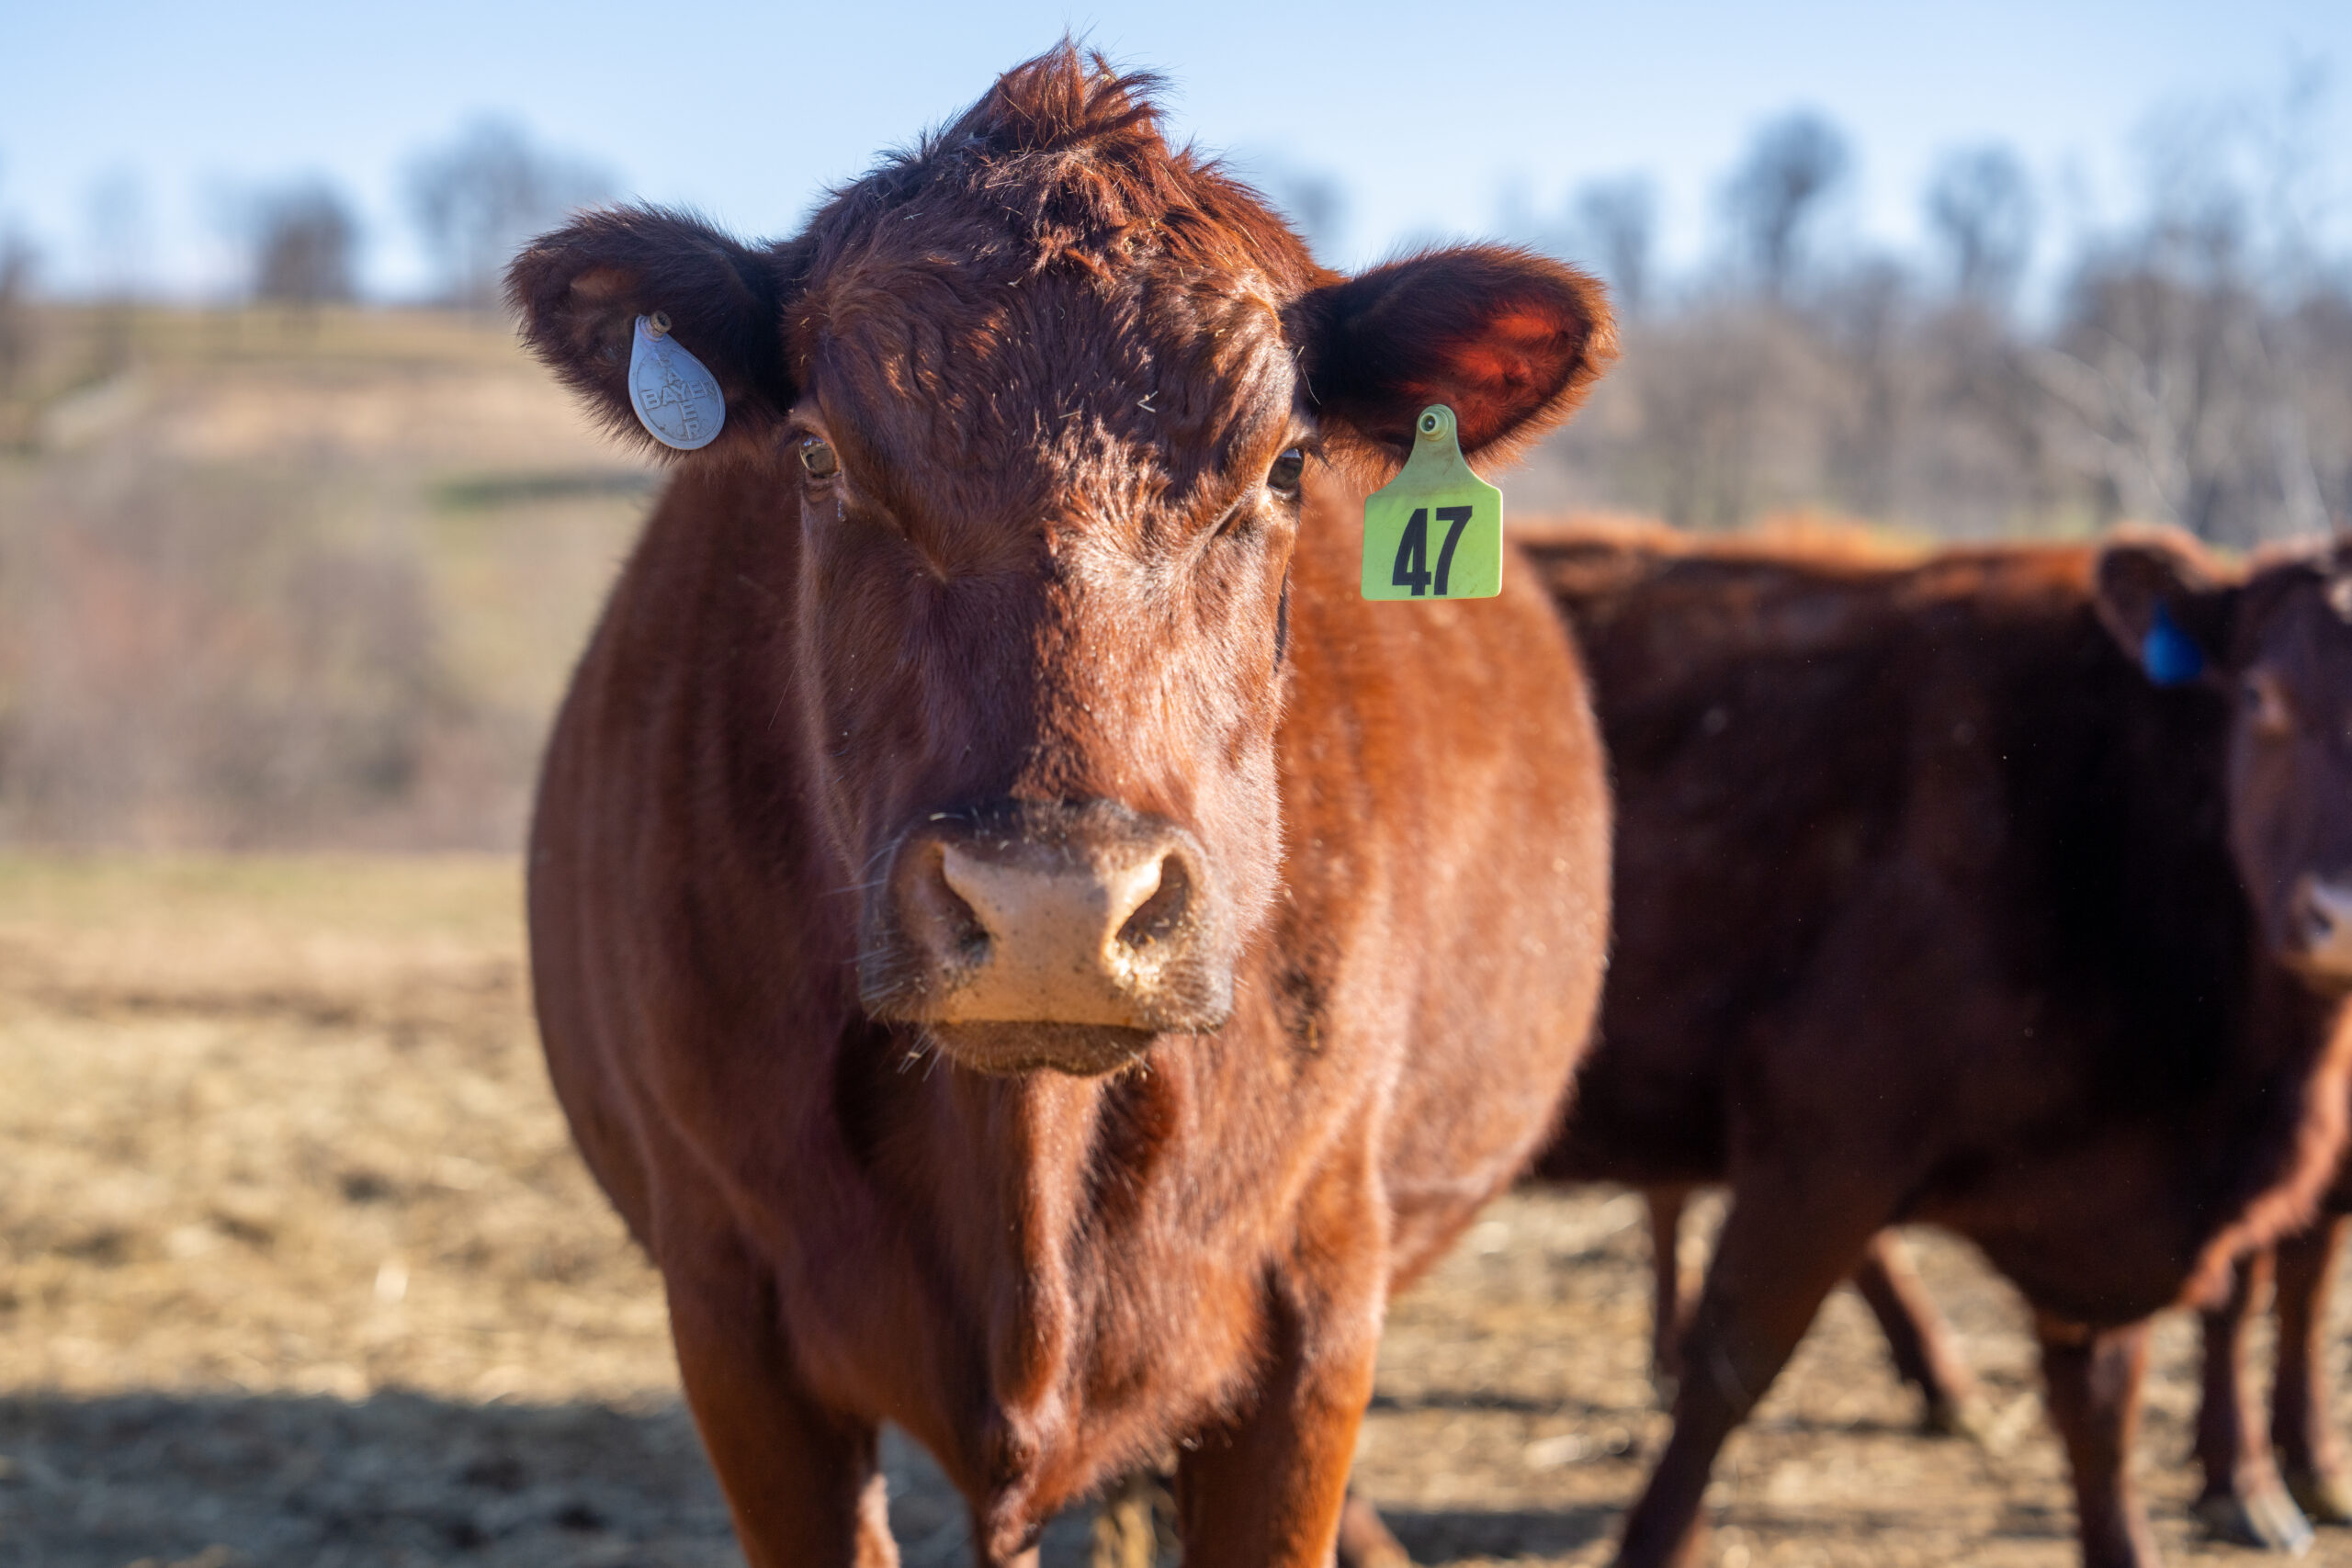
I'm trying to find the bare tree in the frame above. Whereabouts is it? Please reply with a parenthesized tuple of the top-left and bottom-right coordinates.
(2026, 82, 2346, 546)
(2037, 231, 2224, 536)
(248, 181, 359, 306)
(85, 168, 150, 299)
(0, 231, 35, 402)
(85, 168, 149, 375)
(1723, 111, 1852, 300)
(405, 119, 611, 310)
(1926, 145, 2036, 307)
(1575, 175, 1657, 318)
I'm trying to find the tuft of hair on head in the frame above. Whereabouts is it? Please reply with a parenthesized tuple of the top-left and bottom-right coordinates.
(801, 39, 1319, 299)
(959, 39, 1169, 159)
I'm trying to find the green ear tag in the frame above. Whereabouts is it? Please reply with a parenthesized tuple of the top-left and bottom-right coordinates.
(1360, 405, 1503, 601)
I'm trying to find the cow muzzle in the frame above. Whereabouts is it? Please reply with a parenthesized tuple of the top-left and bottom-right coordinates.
(859, 802, 1230, 1070)
(2290, 875, 2352, 985)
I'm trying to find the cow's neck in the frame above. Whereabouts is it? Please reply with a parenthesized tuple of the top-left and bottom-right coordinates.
(929, 1062, 1100, 1346)
(898, 1054, 1171, 1529)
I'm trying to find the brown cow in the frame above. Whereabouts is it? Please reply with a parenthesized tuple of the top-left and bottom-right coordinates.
(1645, 1180, 2352, 1552)
(1508, 525, 2352, 1568)
(510, 48, 1616, 1568)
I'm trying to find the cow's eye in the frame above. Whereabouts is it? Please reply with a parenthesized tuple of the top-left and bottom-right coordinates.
(1266, 447, 1305, 498)
(798, 437, 841, 481)
(2245, 670, 2294, 737)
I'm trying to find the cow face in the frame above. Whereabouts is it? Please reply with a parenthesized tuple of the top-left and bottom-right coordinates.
(2098, 535, 2352, 987)
(509, 49, 1613, 1074)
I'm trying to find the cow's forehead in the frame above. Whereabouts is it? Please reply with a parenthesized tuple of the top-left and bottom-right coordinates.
(801, 256, 1299, 498)
(772, 55, 1318, 521)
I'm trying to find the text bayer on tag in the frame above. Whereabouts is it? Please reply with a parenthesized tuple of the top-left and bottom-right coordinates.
(1360, 404, 1503, 601)
(628, 315, 727, 451)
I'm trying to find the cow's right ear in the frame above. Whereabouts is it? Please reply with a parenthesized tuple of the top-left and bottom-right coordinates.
(1285, 246, 1616, 480)
(505, 205, 801, 458)
(2093, 530, 2238, 686)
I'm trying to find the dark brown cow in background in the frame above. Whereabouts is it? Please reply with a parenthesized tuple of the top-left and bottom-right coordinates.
(1647, 1172, 2352, 1552)
(1508, 525, 2352, 1568)
(509, 49, 1616, 1568)
(1623, 533, 2352, 1556)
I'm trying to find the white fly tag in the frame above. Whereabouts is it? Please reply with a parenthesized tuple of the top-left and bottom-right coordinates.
(628, 313, 726, 451)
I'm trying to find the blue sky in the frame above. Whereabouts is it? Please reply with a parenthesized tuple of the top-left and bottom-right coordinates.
(6, 0, 2347, 298)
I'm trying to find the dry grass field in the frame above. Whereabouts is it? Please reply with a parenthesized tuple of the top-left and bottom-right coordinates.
(6, 855, 2352, 1567)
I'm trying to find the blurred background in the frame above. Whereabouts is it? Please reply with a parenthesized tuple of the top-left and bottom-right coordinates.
(4, 0, 2350, 852)
(9, 7, 2352, 1565)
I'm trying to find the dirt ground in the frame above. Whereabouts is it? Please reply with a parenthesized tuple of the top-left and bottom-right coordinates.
(5, 855, 2351, 1567)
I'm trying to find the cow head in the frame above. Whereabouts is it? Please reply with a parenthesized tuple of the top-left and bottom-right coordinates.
(2098, 531, 2352, 989)
(510, 47, 1614, 1075)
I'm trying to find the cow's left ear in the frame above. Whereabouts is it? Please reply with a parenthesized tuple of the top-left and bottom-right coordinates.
(506, 205, 804, 458)
(1287, 246, 1616, 472)
(2093, 530, 2239, 686)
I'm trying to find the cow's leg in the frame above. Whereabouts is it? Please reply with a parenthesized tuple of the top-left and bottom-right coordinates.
(2036, 1314, 2165, 1568)
(1174, 1154, 1384, 1568)
(1173, 1286, 1379, 1568)
(2190, 1250, 2311, 1551)
(1612, 1172, 1890, 1568)
(1088, 1472, 1394, 1568)
(662, 1247, 897, 1568)
(2274, 1216, 2352, 1524)
(1645, 1186, 1695, 1406)
(1849, 1229, 1985, 1439)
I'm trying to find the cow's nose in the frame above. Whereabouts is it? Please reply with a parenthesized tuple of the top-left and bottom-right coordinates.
(2291, 875, 2352, 981)
(864, 804, 1218, 1032)
(940, 839, 1188, 991)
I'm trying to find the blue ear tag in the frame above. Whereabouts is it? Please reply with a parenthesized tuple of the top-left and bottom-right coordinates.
(2142, 602, 2206, 686)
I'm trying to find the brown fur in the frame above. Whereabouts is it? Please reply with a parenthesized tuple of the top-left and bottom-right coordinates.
(1514, 525, 2352, 1568)
(511, 47, 1613, 1567)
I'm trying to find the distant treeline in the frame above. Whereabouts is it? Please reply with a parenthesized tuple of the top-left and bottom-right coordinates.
(1510, 92, 2351, 545)
(0, 118, 609, 322)
(8, 89, 2347, 545)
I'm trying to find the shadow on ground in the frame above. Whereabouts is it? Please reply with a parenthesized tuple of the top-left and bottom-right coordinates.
(1376, 1504, 1618, 1563)
(1, 1390, 736, 1568)
(0, 1389, 1642, 1568)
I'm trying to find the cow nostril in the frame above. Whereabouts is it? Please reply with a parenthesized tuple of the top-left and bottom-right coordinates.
(1115, 854, 1193, 953)
(910, 843, 989, 960)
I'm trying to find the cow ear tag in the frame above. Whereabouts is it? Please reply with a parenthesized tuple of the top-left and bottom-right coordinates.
(1361, 404, 1503, 601)
(2142, 601, 2206, 686)
(628, 311, 726, 451)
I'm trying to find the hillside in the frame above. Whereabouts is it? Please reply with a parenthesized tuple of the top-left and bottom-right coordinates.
(0, 306, 654, 849)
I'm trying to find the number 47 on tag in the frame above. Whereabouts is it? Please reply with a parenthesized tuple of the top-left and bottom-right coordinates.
(1360, 404, 1503, 601)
